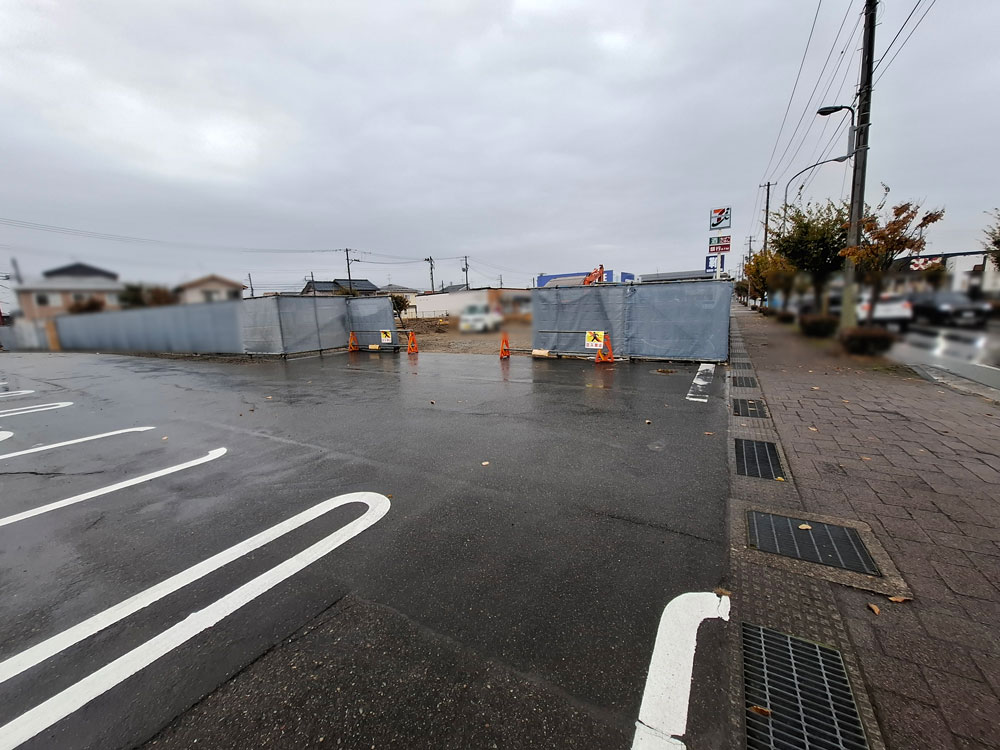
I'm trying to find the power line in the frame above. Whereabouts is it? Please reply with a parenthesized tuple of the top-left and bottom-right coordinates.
(768, 0, 858, 185)
(873, 0, 937, 84)
(873, 0, 924, 73)
(758, 0, 825, 183)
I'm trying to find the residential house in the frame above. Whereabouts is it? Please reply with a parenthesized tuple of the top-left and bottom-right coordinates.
(15, 263, 124, 321)
(174, 275, 247, 304)
(377, 283, 421, 318)
(300, 278, 380, 296)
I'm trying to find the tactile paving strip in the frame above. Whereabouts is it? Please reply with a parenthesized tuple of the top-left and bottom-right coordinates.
(747, 511, 881, 576)
(743, 623, 869, 750)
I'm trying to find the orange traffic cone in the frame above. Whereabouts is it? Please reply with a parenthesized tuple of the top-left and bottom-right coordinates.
(500, 332, 510, 359)
(595, 335, 614, 363)
(407, 331, 419, 354)
(348, 331, 360, 352)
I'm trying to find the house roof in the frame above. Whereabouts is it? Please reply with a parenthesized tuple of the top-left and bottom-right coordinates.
(301, 278, 379, 293)
(16, 277, 125, 293)
(174, 274, 247, 291)
(380, 284, 420, 293)
(42, 262, 118, 280)
(440, 282, 469, 293)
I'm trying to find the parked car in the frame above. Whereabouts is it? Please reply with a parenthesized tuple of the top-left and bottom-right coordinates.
(909, 291, 991, 328)
(459, 304, 502, 332)
(857, 292, 913, 331)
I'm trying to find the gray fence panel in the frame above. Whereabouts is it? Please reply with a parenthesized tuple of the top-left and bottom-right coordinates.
(346, 297, 397, 346)
(625, 281, 731, 361)
(55, 301, 244, 353)
(532, 286, 629, 355)
(0, 321, 48, 351)
(240, 297, 284, 354)
(315, 296, 350, 350)
(272, 296, 351, 354)
(532, 281, 731, 361)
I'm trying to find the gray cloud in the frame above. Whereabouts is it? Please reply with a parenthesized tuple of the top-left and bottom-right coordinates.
(0, 0, 995, 305)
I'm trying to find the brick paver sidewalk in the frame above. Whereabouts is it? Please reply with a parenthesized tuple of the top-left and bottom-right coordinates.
(738, 307, 1000, 749)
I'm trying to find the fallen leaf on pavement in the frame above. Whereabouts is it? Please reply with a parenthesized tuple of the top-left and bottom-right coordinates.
(887, 596, 912, 603)
(810, 387, 820, 390)
(161, 436, 168, 441)
(645, 419, 652, 425)
(861, 456, 872, 461)
(656, 368, 675, 374)
(386, 494, 393, 499)
(704, 431, 714, 435)
(808, 427, 818, 432)
(714, 587, 732, 597)
(868, 603, 881, 616)
(749, 706, 772, 718)
(430, 400, 436, 404)
(843, 399, 850, 403)
(798, 523, 812, 530)
(265, 396, 273, 399)
(481, 461, 490, 466)
(775, 476, 785, 482)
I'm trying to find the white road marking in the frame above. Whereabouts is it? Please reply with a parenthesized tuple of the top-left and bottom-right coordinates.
(0, 432, 12, 443)
(0, 448, 226, 529)
(0, 402, 73, 418)
(631, 592, 731, 750)
(0, 492, 389, 750)
(0, 390, 35, 399)
(0, 426, 155, 462)
(0, 493, 375, 684)
(685, 364, 716, 403)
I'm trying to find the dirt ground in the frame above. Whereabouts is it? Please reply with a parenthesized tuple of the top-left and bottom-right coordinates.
(405, 318, 533, 354)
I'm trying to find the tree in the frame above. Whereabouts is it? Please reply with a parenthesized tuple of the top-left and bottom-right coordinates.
(766, 262, 797, 311)
(983, 208, 1000, 271)
(119, 283, 176, 307)
(734, 279, 749, 302)
(68, 296, 105, 314)
(744, 247, 789, 308)
(146, 287, 177, 306)
(770, 200, 848, 313)
(841, 187, 944, 322)
(389, 293, 410, 324)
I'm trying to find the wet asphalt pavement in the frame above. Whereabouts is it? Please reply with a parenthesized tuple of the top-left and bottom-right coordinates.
(0, 351, 730, 749)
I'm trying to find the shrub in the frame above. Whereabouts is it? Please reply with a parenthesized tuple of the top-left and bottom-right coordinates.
(799, 314, 839, 338)
(840, 326, 896, 355)
(760, 306, 776, 317)
(776, 310, 795, 323)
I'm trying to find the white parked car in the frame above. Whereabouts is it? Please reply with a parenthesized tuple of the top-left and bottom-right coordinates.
(459, 304, 502, 333)
(857, 292, 913, 331)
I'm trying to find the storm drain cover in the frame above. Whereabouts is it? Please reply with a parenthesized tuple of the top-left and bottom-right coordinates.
(732, 361, 753, 369)
(735, 439, 783, 479)
(732, 376, 758, 388)
(734, 399, 768, 418)
(743, 623, 869, 750)
(747, 511, 881, 576)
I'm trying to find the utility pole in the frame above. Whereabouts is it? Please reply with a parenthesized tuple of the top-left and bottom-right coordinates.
(424, 256, 435, 292)
(499, 274, 503, 288)
(843, 0, 877, 330)
(337, 248, 357, 294)
(247, 273, 254, 298)
(462, 256, 469, 290)
(309, 272, 323, 356)
(760, 182, 775, 251)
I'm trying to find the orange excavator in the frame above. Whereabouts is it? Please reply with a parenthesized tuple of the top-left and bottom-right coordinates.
(582, 264, 604, 285)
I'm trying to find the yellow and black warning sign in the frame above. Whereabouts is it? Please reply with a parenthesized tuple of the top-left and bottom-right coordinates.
(585, 331, 605, 349)
(380, 330, 393, 343)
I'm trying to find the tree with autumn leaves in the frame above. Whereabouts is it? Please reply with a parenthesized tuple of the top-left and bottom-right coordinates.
(840, 185, 945, 323)
(983, 208, 1000, 272)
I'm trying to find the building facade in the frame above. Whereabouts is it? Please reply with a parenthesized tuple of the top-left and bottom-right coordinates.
(15, 263, 124, 321)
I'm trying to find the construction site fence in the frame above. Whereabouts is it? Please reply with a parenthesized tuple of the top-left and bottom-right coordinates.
(531, 280, 731, 362)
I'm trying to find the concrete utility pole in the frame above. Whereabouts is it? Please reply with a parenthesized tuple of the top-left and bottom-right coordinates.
(462, 256, 469, 290)
(341, 248, 356, 293)
(842, 0, 878, 330)
(247, 273, 254, 298)
(309, 272, 323, 357)
(760, 182, 775, 251)
(424, 256, 435, 292)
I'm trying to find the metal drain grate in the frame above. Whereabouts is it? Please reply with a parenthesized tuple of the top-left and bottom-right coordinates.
(731, 361, 753, 369)
(735, 439, 783, 479)
(747, 511, 881, 576)
(732, 376, 758, 388)
(734, 399, 768, 418)
(743, 623, 869, 750)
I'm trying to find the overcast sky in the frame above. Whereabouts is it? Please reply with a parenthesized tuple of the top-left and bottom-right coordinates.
(1, 0, 996, 308)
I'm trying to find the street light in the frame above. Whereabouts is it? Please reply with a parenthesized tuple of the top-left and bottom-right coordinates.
(817, 105, 856, 163)
(783, 154, 850, 231)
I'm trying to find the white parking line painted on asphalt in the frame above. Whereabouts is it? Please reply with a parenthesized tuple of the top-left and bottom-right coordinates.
(0, 493, 379, 684)
(685, 364, 716, 403)
(0, 426, 156, 461)
(0, 492, 389, 750)
(0, 448, 227, 529)
(0, 402, 73, 418)
(631, 592, 731, 750)
(0, 391, 35, 399)
(0, 432, 12, 443)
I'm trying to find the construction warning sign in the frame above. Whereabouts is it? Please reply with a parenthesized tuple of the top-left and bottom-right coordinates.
(585, 331, 605, 349)
(380, 330, 393, 343)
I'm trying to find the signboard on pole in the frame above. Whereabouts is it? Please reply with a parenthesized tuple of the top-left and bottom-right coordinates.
(585, 331, 605, 349)
(380, 330, 393, 343)
(705, 255, 725, 273)
(708, 235, 731, 253)
(710, 207, 732, 230)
